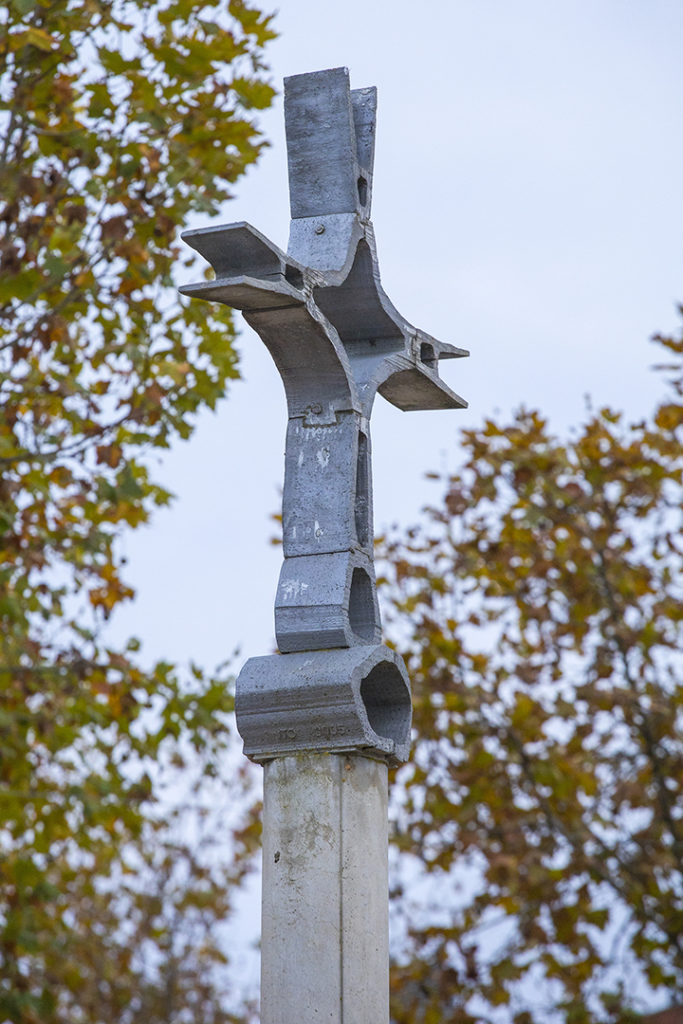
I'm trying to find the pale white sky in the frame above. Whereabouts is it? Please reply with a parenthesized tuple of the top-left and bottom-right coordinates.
(110, 0, 683, 673)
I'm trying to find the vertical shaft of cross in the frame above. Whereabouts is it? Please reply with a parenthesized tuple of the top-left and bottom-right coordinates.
(179, 65, 468, 1024)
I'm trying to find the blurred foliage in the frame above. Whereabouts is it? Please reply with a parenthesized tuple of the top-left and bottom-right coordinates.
(0, 0, 274, 1019)
(380, 322, 683, 1023)
(4, 2, 682, 1020)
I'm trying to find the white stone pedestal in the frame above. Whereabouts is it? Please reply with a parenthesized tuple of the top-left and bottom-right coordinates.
(260, 753, 389, 1024)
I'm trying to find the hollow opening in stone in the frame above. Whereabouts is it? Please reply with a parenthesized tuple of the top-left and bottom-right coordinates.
(349, 567, 375, 640)
(357, 175, 368, 206)
(360, 662, 411, 743)
(354, 431, 369, 546)
(420, 342, 437, 368)
(285, 264, 304, 289)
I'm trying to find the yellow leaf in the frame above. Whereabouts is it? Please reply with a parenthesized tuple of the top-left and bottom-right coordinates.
(25, 26, 57, 51)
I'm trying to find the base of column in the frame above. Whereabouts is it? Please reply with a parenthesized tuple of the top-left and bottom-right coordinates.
(260, 753, 389, 1024)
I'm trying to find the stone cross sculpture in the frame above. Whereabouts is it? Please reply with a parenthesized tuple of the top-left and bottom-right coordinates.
(180, 67, 467, 1024)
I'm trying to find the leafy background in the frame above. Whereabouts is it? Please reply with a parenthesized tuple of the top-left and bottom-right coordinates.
(1, 0, 681, 1021)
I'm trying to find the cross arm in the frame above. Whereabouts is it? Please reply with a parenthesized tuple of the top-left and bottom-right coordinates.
(378, 332, 469, 412)
(310, 228, 469, 414)
(179, 221, 306, 311)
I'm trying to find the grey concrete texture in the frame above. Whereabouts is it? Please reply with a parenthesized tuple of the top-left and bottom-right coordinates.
(261, 754, 389, 1024)
(180, 68, 467, 762)
(236, 643, 411, 764)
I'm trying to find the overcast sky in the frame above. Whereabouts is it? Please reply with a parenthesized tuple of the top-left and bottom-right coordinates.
(109, 0, 683, 674)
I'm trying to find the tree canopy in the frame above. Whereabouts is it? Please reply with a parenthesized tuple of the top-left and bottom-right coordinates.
(0, 1, 274, 1020)
(3, 3, 682, 1020)
(380, 324, 683, 1023)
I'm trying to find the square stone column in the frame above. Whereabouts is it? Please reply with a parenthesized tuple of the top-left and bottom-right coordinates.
(260, 754, 389, 1024)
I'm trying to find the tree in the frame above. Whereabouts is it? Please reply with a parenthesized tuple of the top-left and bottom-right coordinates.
(380, 324, 683, 1023)
(0, 1, 274, 1019)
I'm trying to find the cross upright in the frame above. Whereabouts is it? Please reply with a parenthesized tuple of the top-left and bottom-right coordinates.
(180, 67, 468, 1024)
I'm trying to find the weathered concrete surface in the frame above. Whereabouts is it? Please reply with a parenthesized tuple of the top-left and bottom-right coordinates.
(235, 643, 411, 764)
(261, 754, 389, 1024)
(180, 68, 468, 702)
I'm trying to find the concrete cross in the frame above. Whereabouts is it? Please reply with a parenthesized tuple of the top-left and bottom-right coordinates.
(180, 67, 467, 1023)
(181, 66, 467, 763)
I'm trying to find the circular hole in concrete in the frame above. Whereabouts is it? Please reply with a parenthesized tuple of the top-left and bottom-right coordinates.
(360, 662, 411, 743)
(349, 567, 376, 640)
